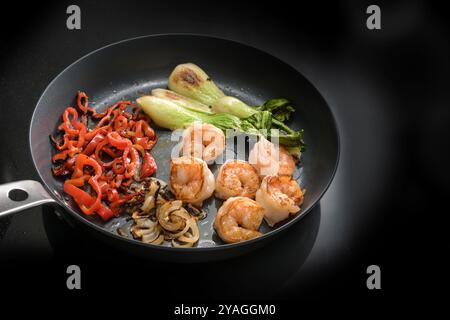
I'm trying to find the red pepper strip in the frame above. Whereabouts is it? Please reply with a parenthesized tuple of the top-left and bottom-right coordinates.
(66, 154, 103, 215)
(133, 136, 148, 149)
(141, 120, 156, 138)
(84, 127, 107, 142)
(121, 179, 133, 187)
(124, 146, 140, 179)
(102, 146, 121, 158)
(140, 152, 157, 179)
(58, 108, 87, 149)
(58, 122, 79, 136)
(77, 124, 87, 148)
(113, 115, 128, 132)
(63, 183, 114, 221)
(52, 166, 70, 177)
(107, 188, 120, 203)
(95, 109, 113, 128)
(93, 139, 114, 167)
(78, 177, 101, 215)
(77, 92, 122, 119)
(146, 139, 157, 151)
(110, 193, 136, 209)
(133, 144, 145, 157)
(139, 137, 157, 150)
(64, 182, 96, 215)
(112, 158, 125, 174)
(62, 107, 82, 130)
(72, 154, 102, 180)
(98, 180, 110, 197)
(77, 91, 89, 114)
(88, 101, 133, 119)
(89, 102, 120, 119)
(64, 176, 88, 187)
(52, 142, 81, 162)
(107, 132, 131, 150)
(52, 151, 68, 162)
(95, 105, 122, 128)
(81, 114, 88, 127)
(96, 204, 114, 221)
(54, 135, 70, 151)
(134, 120, 143, 138)
(53, 156, 78, 175)
(64, 156, 77, 171)
(83, 133, 105, 156)
(134, 120, 157, 150)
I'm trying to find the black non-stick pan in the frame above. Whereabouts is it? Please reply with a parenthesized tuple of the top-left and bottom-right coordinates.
(0, 35, 339, 262)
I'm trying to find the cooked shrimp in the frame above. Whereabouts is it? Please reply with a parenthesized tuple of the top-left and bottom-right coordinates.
(169, 156, 215, 206)
(180, 123, 225, 163)
(215, 159, 260, 200)
(214, 197, 265, 243)
(255, 175, 304, 227)
(248, 136, 296, 176)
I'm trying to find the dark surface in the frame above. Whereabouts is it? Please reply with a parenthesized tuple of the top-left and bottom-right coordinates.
(0, 0, 447, 309)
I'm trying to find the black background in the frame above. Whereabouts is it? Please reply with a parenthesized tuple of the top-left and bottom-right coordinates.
(0, 0, 447, 313)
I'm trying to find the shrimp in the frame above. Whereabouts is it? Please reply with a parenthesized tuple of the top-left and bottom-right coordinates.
(169, 156, 215, 206)
(255, 175, 304, 227)
(180, 123, 225, 163)
(214, 197, 265, 243)
(248, 136, 296, 176)
(215, 159, 261, 200)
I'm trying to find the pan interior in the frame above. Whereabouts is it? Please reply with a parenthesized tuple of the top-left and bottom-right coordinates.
(30, 35, 338, 249)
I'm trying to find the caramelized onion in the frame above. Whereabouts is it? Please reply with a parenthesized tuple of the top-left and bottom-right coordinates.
(177, 219, 199, 244)
(129, 177, 205, 247)
(157, 201, 185, 231)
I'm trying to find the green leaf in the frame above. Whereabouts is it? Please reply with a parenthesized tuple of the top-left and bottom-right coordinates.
(256, 98, 295, 122)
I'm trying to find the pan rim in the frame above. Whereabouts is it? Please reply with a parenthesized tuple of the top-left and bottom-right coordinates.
(29, 33, 340, 252)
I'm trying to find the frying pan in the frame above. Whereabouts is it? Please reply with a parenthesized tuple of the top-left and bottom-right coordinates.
(0, 34, 339, 262)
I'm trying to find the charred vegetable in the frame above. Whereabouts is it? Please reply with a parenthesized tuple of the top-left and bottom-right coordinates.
(256, 98, 295, 122)
(126, 177, 205, 247)
(151, 88, 212, 114)
(168, 63, 225, 106)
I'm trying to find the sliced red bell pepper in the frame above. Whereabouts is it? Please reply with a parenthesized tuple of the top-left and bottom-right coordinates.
(83, 133, 105, 156)
(64, 182, 114, 221)
(107, 131, 131, 150)
(140, 152, 157, 178)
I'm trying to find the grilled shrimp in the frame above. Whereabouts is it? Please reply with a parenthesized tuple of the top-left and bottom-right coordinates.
(215, 159, 260, 200)
(248, 137, 296, 176)
(169, 156, 215, 206)
(214, 196, 265, 243)
(255, 175, 304, 227)
(180, 123, 225, 163)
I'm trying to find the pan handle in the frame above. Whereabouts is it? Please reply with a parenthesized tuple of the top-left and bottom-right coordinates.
(0, 180, 57, 218)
